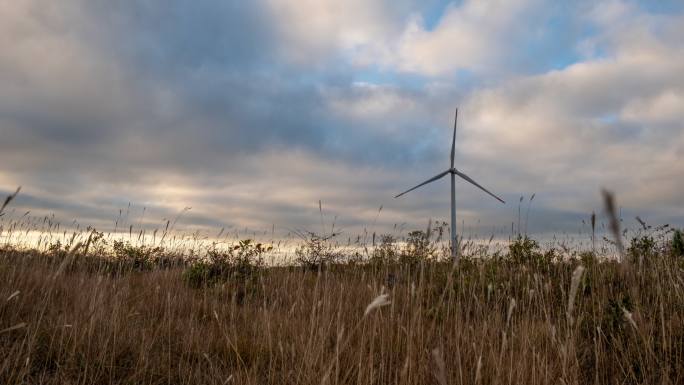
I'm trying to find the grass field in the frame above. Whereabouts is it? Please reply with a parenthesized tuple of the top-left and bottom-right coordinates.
(1, 222, 684, 384)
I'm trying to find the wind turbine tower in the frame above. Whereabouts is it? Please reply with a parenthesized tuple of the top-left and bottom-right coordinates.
(395, 108, 505, 263)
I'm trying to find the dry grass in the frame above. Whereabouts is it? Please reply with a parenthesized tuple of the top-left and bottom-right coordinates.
(1, 245, 684, 385)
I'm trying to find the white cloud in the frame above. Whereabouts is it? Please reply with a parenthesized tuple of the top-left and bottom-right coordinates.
(301, 1, 684, 229)
(454, 5, 684, 214)
(264, 0, 544, 76)
(391, 0, 538, 76)
(264, 0, 409, 64)
(621, 90, 684, 125)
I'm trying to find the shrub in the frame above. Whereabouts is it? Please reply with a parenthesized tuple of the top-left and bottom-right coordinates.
(294, 232, 341, 270)
(182, 262, 213, 288)
(369, 234, 399, 266)
(508, 235, 545, 265)
(579, 250, 598, 267)
(112, 241, 163, 271)
(625, 221, 674, 264)
(183, 240, 269, 288)
(47, 241, 69, 258)
(627, 234, 656, 264)
(400, 230, 437, 264)
(75, 228, 107, 255)
(227, 239, 268, 276)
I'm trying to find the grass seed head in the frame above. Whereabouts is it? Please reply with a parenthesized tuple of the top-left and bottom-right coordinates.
(1, 322, 27, 334)
(431, 347, 448, 385)
(7, 291, 20, 301)
(364, 293, 391, 317)
(567, 265, 585, 327)
(622, 307, 637, 330)
(506, 297, 516, 327)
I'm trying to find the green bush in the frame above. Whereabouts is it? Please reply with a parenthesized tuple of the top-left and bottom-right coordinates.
(579, 250, 598, 267)
(112, 241, 163, 271)
(400, 230, 438, 265)
(627, 234, 656, 264)
(624, 222, 676, 264)
(182, 262, 213, 288)
(183, 240, 269, 288)
(294, 232, 341, 270)
(369, 234, 399, 266)
(47, 241, 69, 258)
(508, 235, 548, 265)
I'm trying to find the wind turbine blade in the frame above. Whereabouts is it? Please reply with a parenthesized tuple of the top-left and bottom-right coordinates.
(395, 170, 450, 198)
(450, 108, 458, 168)
(453, 169, 506, 204)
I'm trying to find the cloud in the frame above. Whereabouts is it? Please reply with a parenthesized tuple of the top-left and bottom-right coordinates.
(0, 0, 683, 242)
(263, 0, 562, 78)
(264, 0, 417, 65)
(622, 90, 684, 126)
(456, 2, 684, 216)
(392, 0, 540, 75)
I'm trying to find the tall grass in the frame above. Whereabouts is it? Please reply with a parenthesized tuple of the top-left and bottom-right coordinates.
(1, 238, 684, 384)
(1, 188, 683, 384)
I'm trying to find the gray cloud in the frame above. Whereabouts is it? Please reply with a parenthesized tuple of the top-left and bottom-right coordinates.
(1, 0, 683, 243)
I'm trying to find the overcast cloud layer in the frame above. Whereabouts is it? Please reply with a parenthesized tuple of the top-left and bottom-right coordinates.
(1, 0, 683, 239)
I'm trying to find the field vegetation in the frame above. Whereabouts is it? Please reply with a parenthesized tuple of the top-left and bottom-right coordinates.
(1, 191, 684, 384)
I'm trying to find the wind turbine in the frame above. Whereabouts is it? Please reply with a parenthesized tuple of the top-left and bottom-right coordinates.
(394, 108, 505, 263)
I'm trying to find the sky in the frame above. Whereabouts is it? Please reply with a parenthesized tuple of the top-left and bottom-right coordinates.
(1, 0, 683, 240)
